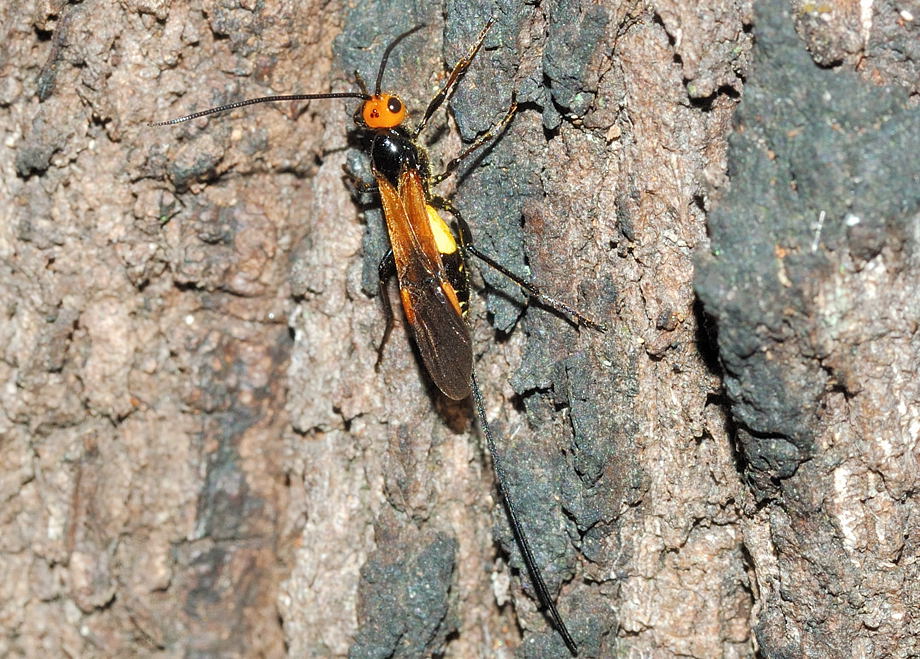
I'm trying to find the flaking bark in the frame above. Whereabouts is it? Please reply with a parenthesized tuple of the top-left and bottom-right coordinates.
(1, 0, 916, 657)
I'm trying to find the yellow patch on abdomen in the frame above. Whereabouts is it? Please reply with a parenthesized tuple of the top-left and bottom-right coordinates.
(426, 205, 458, 255)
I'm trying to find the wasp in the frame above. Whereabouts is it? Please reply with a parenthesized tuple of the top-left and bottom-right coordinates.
(151, 17, 605, 655)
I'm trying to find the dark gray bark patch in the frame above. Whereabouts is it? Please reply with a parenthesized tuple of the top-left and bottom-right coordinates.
(696, 0, 920, 495)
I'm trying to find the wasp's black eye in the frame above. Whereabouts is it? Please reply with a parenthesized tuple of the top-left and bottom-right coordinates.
(387, 97, 402, 114)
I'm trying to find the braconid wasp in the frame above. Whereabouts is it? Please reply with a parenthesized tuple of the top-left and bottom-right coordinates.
(151, 16, 606, 656)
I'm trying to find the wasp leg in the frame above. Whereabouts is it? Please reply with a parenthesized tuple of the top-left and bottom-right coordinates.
(342, 163, 379, 195)
(431, 197, 607, 332)
(375, 249, 396, 370)
(414, 17, 496, 139)
(354, 70, 370, 97)
(430, 101, 517, 186)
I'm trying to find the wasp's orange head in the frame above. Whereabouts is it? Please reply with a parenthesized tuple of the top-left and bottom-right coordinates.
(361, 94, 406, 129)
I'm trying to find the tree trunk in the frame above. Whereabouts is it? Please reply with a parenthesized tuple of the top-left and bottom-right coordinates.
(1, 0, 916, 656)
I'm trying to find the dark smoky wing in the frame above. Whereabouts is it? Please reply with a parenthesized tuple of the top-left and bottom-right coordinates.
(403, 280, 473, 401)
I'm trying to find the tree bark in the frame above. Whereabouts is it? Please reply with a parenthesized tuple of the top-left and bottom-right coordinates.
(697, 1, 920, 656)
(1, 0, 915, 657)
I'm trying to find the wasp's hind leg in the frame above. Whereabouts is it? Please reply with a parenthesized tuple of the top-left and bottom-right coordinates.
(375, 250, 397, 370)
(431, 196, 607, 332)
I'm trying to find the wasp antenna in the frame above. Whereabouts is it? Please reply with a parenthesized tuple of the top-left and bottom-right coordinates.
(148, 92, 370, 127)
(375, 24, 426, 96)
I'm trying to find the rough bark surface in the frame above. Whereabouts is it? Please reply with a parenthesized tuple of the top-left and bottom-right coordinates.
(697, 0, 920, 656)
(0, 1, 915, 658)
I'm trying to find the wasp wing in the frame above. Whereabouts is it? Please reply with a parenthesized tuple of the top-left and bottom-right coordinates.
(400, 270, 473, 400)
(377, 169, 472, 400)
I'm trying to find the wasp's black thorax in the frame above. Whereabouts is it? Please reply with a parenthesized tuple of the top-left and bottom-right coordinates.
(370, 127, 430, 188)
